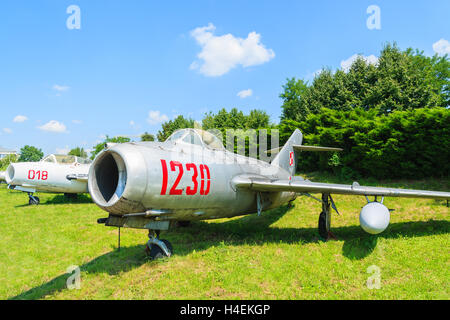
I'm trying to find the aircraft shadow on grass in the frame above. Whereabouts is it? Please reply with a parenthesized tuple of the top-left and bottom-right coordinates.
(14, 194, 93, 208)
(11, 204, 449, 300)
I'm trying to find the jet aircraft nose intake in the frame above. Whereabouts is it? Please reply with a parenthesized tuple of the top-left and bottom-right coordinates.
(89, 151, 127, 206)
(88, 145, 147, 214)
(5, 164, 16, 184)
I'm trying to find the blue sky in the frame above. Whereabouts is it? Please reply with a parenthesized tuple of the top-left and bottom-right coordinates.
(0, 0, 449, 155)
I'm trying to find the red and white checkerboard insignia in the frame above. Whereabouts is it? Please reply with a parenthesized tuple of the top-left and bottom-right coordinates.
(289, 151, 294, 166)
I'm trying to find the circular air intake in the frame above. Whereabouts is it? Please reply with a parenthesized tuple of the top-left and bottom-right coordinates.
(89, 151, 127, 207)
(6, 164, 15, 184)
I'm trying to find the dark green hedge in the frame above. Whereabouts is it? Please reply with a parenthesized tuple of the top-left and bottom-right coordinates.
(279, 107, 450, 179)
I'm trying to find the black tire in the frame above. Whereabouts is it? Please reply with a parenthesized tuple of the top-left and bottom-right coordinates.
(29, 197, 40, 205)
(318, 211, 328, 240)
(148, 239, 173, 260)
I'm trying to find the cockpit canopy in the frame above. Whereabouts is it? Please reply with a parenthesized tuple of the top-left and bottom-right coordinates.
(166, 128, 224, 150)
(41, 154, 92, 165)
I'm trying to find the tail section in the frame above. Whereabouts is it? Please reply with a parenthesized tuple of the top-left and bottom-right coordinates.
(271, 129, 303, 176)
(271, 129, 343, 176)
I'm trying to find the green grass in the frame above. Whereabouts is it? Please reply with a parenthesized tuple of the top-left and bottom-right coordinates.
(0, 173, 449, 300)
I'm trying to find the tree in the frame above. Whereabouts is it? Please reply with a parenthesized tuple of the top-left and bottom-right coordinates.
(141, 132, 155, 142)
(157, 115, 195, 142)
(0, 154, 17, 170)
(202, 108, 271, 131)
(68, 147, 88, 158)
(279, 43, 450, 124)
(280, 77, 312, 122)
(247, 109, 270, 129)
(18, 145, 43, 162)
(201, 108, 273, 156)
(90, 136, 131, 159)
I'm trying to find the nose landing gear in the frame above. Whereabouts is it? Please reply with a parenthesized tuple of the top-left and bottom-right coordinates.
(145, 230, 173, 260)
(28, 193, 40, 205)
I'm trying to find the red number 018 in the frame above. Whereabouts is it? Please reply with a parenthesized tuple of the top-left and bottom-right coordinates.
(160, 160, 210, 196)
(28, 170, 48, 180)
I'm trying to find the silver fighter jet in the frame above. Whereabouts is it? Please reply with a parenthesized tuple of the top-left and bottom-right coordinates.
(4, 154, 91, 205)
(88, 128, 450, 259)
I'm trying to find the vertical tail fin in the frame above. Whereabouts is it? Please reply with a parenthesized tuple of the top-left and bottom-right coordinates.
(271, 129, 303, 176)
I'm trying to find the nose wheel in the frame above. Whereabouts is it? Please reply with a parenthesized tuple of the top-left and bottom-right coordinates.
(145, 230, 173, 260)
(28, 193, 40, 205)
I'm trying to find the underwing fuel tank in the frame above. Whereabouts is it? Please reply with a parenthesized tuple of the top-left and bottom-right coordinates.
(359, 202, 390, 234)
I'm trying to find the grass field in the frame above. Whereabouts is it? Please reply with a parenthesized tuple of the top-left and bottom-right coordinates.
(0, 173, 449, 300)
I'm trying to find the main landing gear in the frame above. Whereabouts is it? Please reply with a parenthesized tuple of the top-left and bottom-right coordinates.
(318, 193, 337, 241)
(145, 230, 173, 260)
(28, 193, 40, 205)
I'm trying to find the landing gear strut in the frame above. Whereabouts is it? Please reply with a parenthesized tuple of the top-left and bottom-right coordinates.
(318, 193, 337, 241)
(28, 193, 40, 205)
(145, 230, 173, 260)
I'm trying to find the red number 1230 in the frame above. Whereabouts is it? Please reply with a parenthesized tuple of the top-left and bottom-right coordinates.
(160, 160, 210, 196)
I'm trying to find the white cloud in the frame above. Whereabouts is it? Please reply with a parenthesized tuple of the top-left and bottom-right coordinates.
(13, 115, 28, 123)
(129, 120, 135, 126)
(3, 128, 12, 134)
(147, 110, 169, 125)
(38, 120, 67, 133)
(340, 54, 378, 72)
(72, 120, 82, 124)
(432, 38, 450, 55)
(237, 89, 253, 98)
(190, 23, 275, 77)
(53, 84, 70, 92)
(55, 146, 70, 155)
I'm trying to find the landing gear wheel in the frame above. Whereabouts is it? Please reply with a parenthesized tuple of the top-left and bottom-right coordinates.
(146, 239, 173, 260)
(318, 211, 328, 239)
(318, 211, 337, 241)
(29, 196, 40, 205)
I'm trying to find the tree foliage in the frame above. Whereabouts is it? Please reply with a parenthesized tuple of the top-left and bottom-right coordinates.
(18, 145, 43, 162)
(0, 154, 17, 170)
(202, 108, 274, 156)
(284, 107, 450, 179)
(90, 136, 131, 160)
(141, 132, 155, 142)
(68, 147, 88, 158)
(202, 108, 271, 132)
(280, 43, 449, 121)
(157, 115, 195, 142)
(278, 43, 449, 178)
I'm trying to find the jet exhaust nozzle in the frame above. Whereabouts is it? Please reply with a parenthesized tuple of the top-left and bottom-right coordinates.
(359, 202, 390, 234)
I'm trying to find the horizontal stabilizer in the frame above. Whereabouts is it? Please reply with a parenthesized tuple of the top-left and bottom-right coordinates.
(267, 145, 342, 154)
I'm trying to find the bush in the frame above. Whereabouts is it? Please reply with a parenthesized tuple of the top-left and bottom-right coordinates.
(281, 107, 450, 179)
